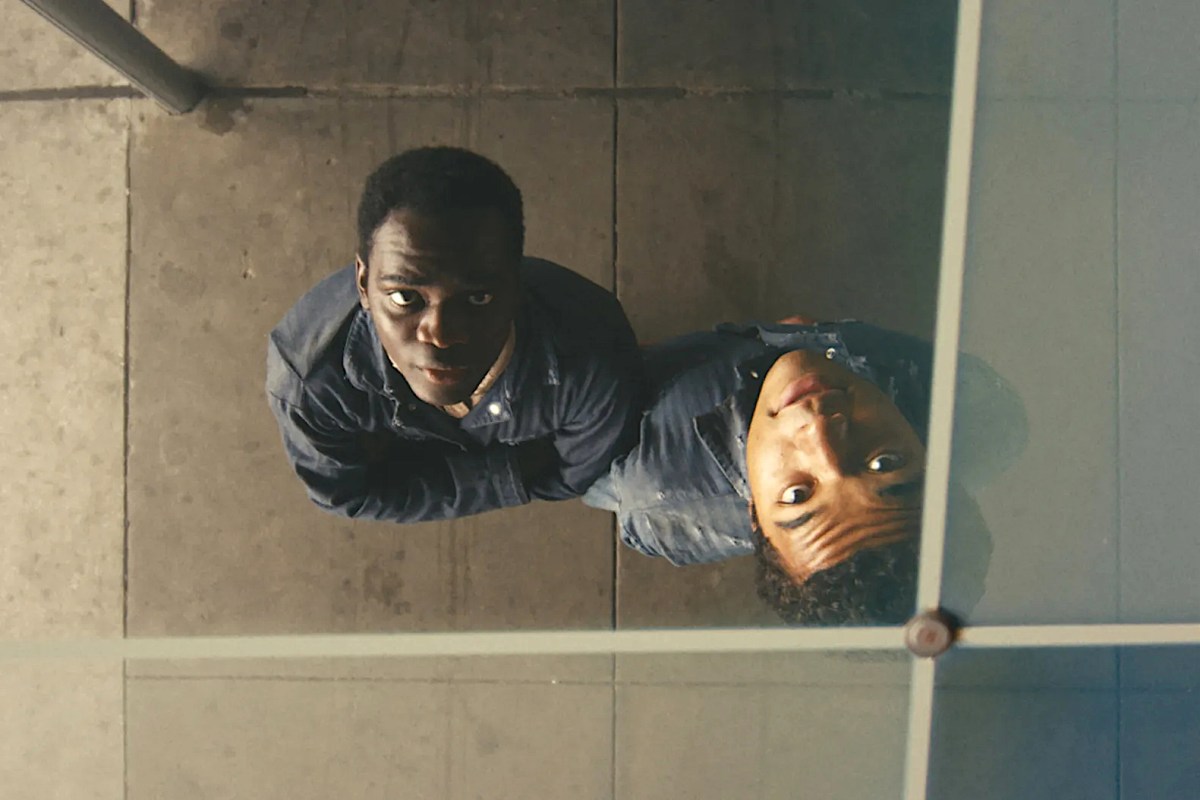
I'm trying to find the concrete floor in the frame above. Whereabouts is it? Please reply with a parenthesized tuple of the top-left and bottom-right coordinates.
(1, 1, 955, 797)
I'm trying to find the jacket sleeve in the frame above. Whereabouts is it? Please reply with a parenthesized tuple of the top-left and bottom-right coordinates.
(268, 389, 530, 524)
(525, 347, 643, 502)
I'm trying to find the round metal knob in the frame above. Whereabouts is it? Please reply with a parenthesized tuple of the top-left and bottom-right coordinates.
(904, 609, 958, 658)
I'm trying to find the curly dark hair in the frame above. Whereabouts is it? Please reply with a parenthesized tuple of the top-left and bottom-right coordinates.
(356, 146, 525, 265)
(751, 515, 919, 626)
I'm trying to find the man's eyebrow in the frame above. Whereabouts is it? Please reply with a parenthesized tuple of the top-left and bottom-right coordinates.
(774, 510, 816, 530)
(377, 271, 434, 286)
(878, 479, 924, 499)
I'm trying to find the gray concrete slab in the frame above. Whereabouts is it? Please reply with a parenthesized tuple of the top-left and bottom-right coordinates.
(136, 0, 613, 89)
(977, 0, 1114, 100)
(953, 100, 1118, 625)
(616, 682, 907, 800)
(1118, 0, 1200, 99)
(126, 675, 613, 800)
(127, 97, 615, 636)
(616, 95, 948, 346)
(617, 552, 780, 629)
(616, 650, 910, 686)
(1121, 690, 1200, 799)
(928, 686, 1118, 800)
(0, 661, 124, 800)
(0, 0, 130, 90)
(620, 0, 955, 93)
(0, 100, 127, 639)
(128, 653, 613, 683)
(1117, 101, 1200, 623)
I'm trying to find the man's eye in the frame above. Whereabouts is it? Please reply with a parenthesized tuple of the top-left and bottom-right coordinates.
(388, 290, 419, 308)
(867, 453, 906, 473)
(466, 292, 494, 307)
(780, 484, 813, 504)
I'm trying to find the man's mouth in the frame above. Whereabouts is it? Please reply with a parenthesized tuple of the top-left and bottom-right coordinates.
(775, 374, 838, 414)
(419, 366, 472, 385)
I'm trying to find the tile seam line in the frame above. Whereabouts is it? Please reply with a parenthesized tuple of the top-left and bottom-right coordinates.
(122, 84, 133, 800)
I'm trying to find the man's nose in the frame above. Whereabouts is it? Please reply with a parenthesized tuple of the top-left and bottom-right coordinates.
(416, 305, 468, 349)
(802, 413, 849, 472)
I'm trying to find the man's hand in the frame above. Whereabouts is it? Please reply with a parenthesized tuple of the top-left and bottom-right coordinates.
(513, 438, 559, 489)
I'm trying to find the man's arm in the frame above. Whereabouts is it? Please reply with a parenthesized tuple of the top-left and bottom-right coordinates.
(269, 392, 530, 523)
(523, 350, 642, 501)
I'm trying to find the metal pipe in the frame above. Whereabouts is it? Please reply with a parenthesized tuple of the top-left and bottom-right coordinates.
(20, 0, 205, 113)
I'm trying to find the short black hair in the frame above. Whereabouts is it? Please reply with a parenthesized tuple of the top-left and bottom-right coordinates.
(751, 515, 919, 626)
(355, 146, 525, 264)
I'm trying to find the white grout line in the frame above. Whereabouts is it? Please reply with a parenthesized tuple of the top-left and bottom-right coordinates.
(0, 627, 909, 662)
(958, 623, 1200, 649)
(903, 659, 937, 800)
(914, 0, 984, 614)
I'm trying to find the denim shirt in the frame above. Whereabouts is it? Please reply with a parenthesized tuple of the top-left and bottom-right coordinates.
(582, 321, 933, 566)
(266, 257, 641, 523)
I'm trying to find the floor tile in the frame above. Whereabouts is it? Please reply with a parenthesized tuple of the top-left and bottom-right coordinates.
(0, 100, 127, 639)
(449, 682, 612, 799)
(1120, 690, 1200, 799)
(953, 99, 1118, 624)
(616, 649, 910, 686)
(935, 648, 1117, 690)
(129, 653, 613, 684)
(127, 97, 615, 635)
(977, 0, 1114, 99)
(127, 674, 612, 800)
(0, 0, 130, 90)
(619, 0, 955, 93)
(1117, 101, 1200, 622)
(617, 96, 948, 344)
(136, 0, 613, 89)
(127, 676, 449, 799)
(0, 661, 123, 800)
(928, 687, 1118, 800)
(1120, 646, 1200, 691)
(616, 683, 907, 800)
(617, 551, 781, 629)
(1118, 0, 1200, 99)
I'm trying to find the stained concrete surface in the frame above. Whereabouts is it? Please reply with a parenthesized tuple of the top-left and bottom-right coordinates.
(0, 100, 127, 639)
(0, 0, 131, 91)
(2, 1, 958, 798)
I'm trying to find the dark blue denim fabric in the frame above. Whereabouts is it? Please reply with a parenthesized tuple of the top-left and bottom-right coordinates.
(266, 258, 641, 523)
(582, 321, 933, 566)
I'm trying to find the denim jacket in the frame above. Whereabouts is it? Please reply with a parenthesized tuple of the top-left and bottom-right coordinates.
(582, 321, 933, 565)
(266, 257, 641, 523)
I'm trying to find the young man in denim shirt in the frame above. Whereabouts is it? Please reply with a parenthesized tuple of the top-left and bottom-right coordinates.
(267, 147, 641, 523)
(583, 318, 933, 625)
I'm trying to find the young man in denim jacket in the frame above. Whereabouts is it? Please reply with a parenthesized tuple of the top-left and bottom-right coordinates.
(267, 147, 641, 523)
(583, 318, 933, 625)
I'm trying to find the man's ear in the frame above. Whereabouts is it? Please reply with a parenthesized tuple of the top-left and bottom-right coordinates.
(354, 254, 370, 310)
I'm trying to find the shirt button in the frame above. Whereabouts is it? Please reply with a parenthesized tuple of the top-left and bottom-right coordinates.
(487, 402, 502, 416)
(749, 370, 759, 379)
(825, 348, 837, 360)
(407, 403, 417, 412)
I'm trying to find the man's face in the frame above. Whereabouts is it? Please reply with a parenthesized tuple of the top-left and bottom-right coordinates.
(746, 349, 927, 582)
(356, 208, 520, 406)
